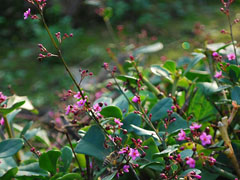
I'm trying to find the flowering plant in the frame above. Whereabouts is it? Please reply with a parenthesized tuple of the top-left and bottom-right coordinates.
(0, 0, 240, 180)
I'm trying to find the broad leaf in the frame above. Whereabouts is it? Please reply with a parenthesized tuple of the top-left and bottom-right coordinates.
(0, 157, 17, 177)
(0, 138, 24, 158)
(149, 98, 173, 122)
(56, 173, 82, 180)
(0, 101, 25, 116)
(180, 149, 193, 159)
(151, 64, 172, 81)
(231, 86, 240, 105)
(134, 42, 163, 55)
(100, 106, 123, 120)
(122, 113, 141, 132)
(60, 146, 73, 172)
(130, 125, 161, 140)
(1, 167, 18, 180)
(17, 162, 49, 177)
(153, 145, 179, 158)
(75, 125, 108, 160)
(183, 53, 205, 76)
(163, 60, 176, 74)
(39, 150, 61, 175)
(113, 94, 129, 116)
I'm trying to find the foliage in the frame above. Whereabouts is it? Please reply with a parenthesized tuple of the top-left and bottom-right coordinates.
(0, 0, 240, 180)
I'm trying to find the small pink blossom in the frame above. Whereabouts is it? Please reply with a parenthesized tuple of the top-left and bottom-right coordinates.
(194, 175, 202, 179)
(190, 123, 202, 131)
(119, 147, 129, 154)
(0, 117, 4, 126)
(208, 156, 216, 165)
(114, 118, 123, 127)
(129, 148, 140, 160)
(132, 96, 140, 103)
(76, 99, 86, 107)
(65, 105, 72, 115)
(0, 92, 7, 103)
(227, 53, 236, 61)
(212, 52, 219, 57)
(123, 165, 130, 173)
(200, 132, 212, 146)
(74, 91, 83, 99)
(214, 71, 222, 79)
(24, 8, 31, 20)
(177, 129, 186, 141)
(186, 157, 195, 168)
(93, 104, 102, 112)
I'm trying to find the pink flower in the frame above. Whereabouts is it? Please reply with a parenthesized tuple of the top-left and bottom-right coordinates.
(0, 92, 7, 103)
(208, 157, 216, 165)
(74, 92, 82, 99)
(129, 148, 140, 160)
(123, 165, 130, 173)
(194, 175, 202, 179)
(200, 132, 212, 146)
(132, 96, 140, 103)
(119, 147, 129, 154)
(190, 123, 202, 131)
(214, 71, 222, 79)
(227, 53, 236, 61)
(212, 52, 219, 57)
(93, 104, 102, 112)
(177, 129, 186, 141)
(65, 105, 72, 115)
(186, 157, 195, 168)
(0, 117, 4, 126)
(24, 8, 31, 20)
(114, 118, 123, 127)
(76, 99, 86, 107)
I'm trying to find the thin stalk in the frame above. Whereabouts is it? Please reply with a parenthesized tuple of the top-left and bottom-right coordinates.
(3, 116, 21, 164)
(85, 155, 91, 180)
(227, 15, 238, 65)
(66, 132, 82, 173)
(22, 135, 39, 159)
(210, 165, 238, 180)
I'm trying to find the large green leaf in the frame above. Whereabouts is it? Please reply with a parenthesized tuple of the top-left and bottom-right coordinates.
(151, 64, 172, 81)
(180, 149, 193, 160)
(0, 101, 25, 116)
(20, 121, 34, 138)
(100, 106, 123, 120)
(183, 53, 205, 76)
(117, 75, 138, 85)
(39, 150, 61, 175)
(231, 86, 240, 105)
(142, 137, 162, 162)
(153, 145, 179, 158)
(60, 146, 73, 172)
(163, 60, 176, 74)
(16, 162, 49, 177)
(1, 167, 18, 180)
(122, 113, 141, 132)
(0, 157, 17, 177)
(56, 173, 82, 180)
(134, 42, 163, 55)
(113, 94, 129, 116)
(166, 113, 188, 133)
(75, 125, 108, 160)
(149, 98, 173, 122)
(130, 125, 161, 140)
(185, 70, 211, 82)
(0, 138, 24, 158)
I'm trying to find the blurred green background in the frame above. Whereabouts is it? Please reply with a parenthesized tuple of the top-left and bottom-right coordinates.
(0, 0, 239, 109)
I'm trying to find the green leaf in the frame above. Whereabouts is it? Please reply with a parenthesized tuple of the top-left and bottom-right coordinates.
(117, 75, 138, 85)
(142, 138, 162, 161)
(7, 109, 21, 127)
(185, 70, 211, 82)
(183, 53, 205, 76)
(60, 146, 73, 172)
(75, 125, 108, 160)
(163, 60, 176, 74)
(231, 86, 240, 105)
(151, 64, 172, 81)
(180, 168, 201, 177)
(0, 138, 24, 158)
(166, 113, 188, 133)
(134, 42, 163, 55)
(153, 145, 179, 158)
(139, 162, 164, 172)
(7, 95, 35, 111)
(102, 170, 117, 180)
(20, 121, 34, 138)
(100, 106, 123, 120)
(130, 125, 161, 140)
(56, 173, 82, 180)
(0, 157, 17, 177)
(39, 150, 61, 175)
(1, 167, 18, 180)
(93, 97, 112, 108)
(149, 98, 173, 122)
(113, 94, 129, 116)
(17, 162, 49, 177)
(0, 101, 25, 116)
(122, 113, 141, 132)
(180, 149, 193, 159)
(24, 128, 41, 140)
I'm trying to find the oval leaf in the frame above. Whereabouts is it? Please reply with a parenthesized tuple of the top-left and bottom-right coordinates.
(0, 138, 24, 158)
(100, 106, 123, 120)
